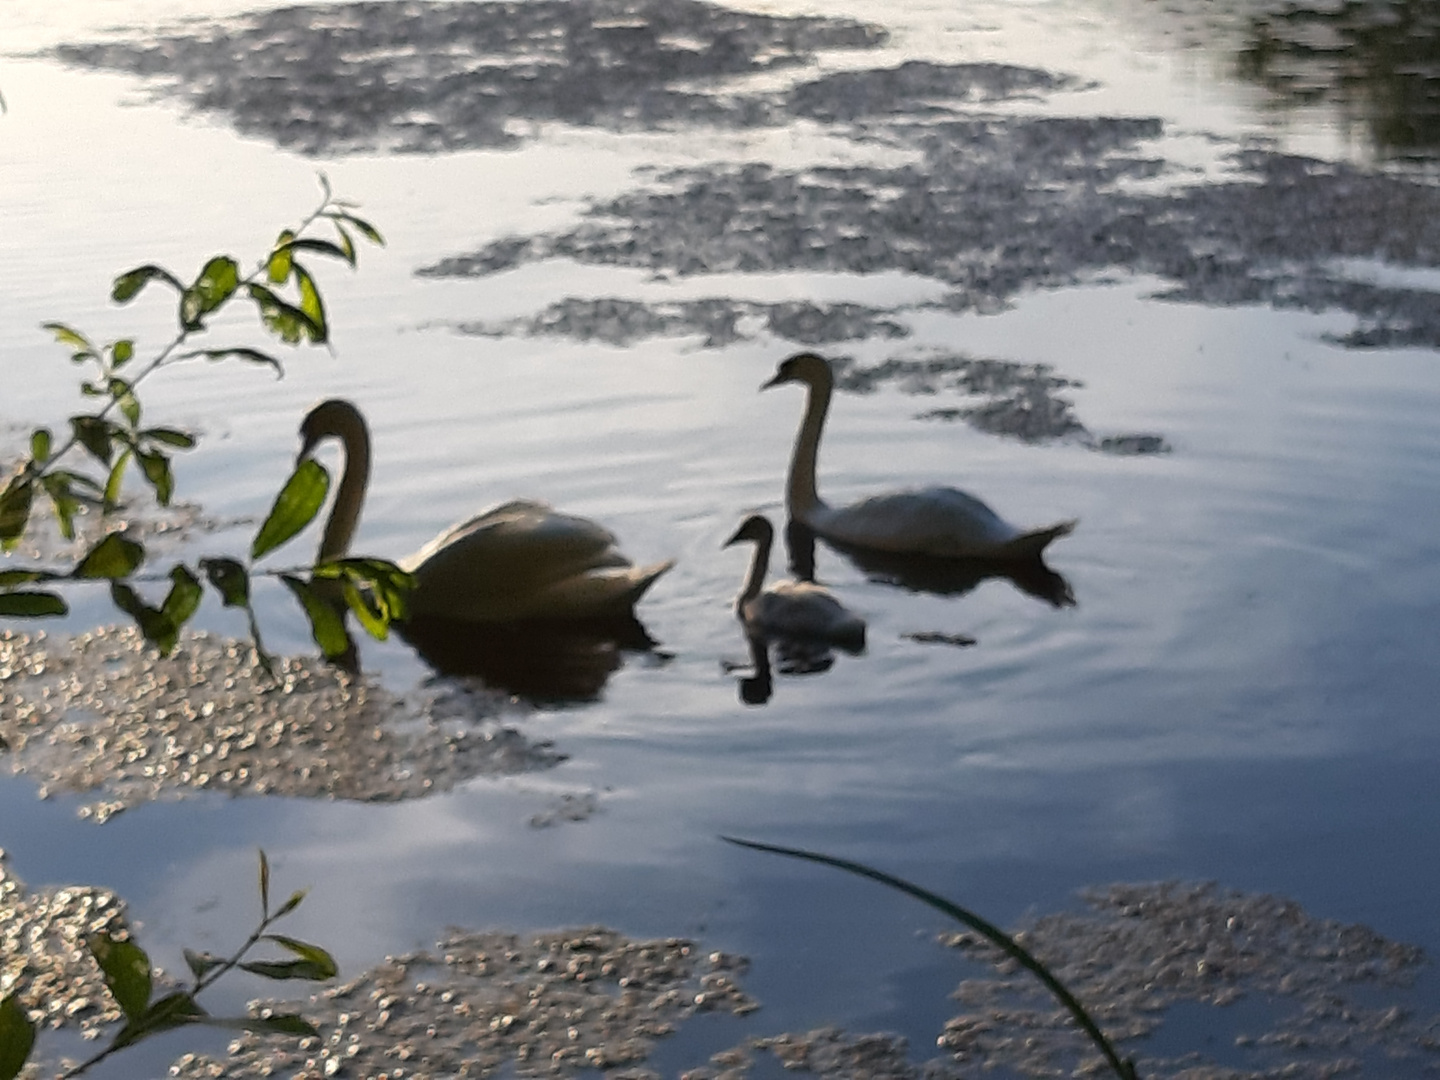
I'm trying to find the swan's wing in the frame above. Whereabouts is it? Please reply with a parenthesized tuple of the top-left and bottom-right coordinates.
(811, 486, 1021, 557)
(401, 500, 665, 621)
(751, 582, 866, 647)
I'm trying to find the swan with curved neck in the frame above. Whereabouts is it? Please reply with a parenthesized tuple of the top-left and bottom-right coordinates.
(762, 352, 1075, 560)
(297, 399, 673, 622)
(724, 513, 865, 648)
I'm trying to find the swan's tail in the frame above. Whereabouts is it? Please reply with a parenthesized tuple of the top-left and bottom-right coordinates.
(626, 558, 676, 604)
(998, 519, 1077, 561)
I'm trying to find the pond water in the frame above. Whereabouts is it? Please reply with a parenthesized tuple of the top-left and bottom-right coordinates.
(4, 1, 1440, 1077)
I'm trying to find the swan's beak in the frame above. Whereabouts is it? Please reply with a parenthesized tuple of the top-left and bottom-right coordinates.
(760, 372, 784, 390)
(722, 526, 744, 549)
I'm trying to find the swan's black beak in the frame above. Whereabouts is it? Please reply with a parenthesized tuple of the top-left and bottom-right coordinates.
(722, 525, 744, 549)
(760, 372, 784, 391)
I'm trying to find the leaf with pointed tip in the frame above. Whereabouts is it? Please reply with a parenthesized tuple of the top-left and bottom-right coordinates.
(43, 321, 98, 361)
(333, 222, 357, 265)
(274, 889, 307, 918)
(140, 427, 197, 450)
(41, 472, 83, 538)
(71, 414, 118, 465)
(137, 449, 174, 506)
(293, 264, 328, 344)
(282, 575, 350, 659)
(330, 211, 384, 247)
(258, 850, 271, 917)
(88, 934, 152, 1022)
(110, 377, 140, 428)
(180, 346, 285, 376)
(0, 477, 34, 548)
(103, 449, 132, 513)
(200, 557, 250, 608)
(181, 256, 240, 329)
(252, 459, 329, 560)
(204, 1012, 318, 1037)
(74, 533, 145, 579)
(239, 958, 335, 982)
(247, 283, 323, 345)
(0, 995, 35, 1080)
(112, 264, 184, 304)
(278, 236, 353, 266)
(263, 935, 338, 979)
(162, 566, 202, 628)
(0, 591, 68, 617)
(112, 991, 206, 1049)
(111, 582, 179, 654)
(343, 579, 387, 640)
(269, 229, 296, 283)
(183, 948, 223, 981)
(0, 569, 58, 588)
(111, 338, 135, 368)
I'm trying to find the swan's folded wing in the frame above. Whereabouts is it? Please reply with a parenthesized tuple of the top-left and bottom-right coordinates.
(816, 487, 1020, 557)
(400, 500, 662, 620)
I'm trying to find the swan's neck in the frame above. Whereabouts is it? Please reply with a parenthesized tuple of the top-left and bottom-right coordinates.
(787, 377, 829, 518)
(737, 534, 772, 612)
(319, 415, 370, 563)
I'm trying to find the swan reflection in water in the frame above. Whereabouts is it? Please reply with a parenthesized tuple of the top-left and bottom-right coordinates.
(784, 519, 1074, 609)
(400, 613, 661, 704)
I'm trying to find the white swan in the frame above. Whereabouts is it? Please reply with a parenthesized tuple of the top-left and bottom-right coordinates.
(724, 514, 865, 649)
(763, 352, 1076, 559)
(297, 399, 674, 623)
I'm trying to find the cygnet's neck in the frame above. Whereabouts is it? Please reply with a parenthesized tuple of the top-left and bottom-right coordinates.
(736, 531, 772, 611)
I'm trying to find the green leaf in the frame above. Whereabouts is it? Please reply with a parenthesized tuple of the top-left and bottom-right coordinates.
(331, 211, 384, 247)
(111, 264, 184, 304)
(333, 222, 357, 266)
(0, 477, 34, 548)
(137, 449, 174, 506)
(181, 256, 240, 329)
(343, 579, 387, 640)
(103, 448, 133, 512)
(39, 472, 81, 539)
(139, 427, 197, 450)
(88, 933, 152, 1023)
(277, 236, 353, 266)
(282, 575, 350, 659)
(274, 889, 307, 918)
(183, 948, 223, 981)
(239, 958, 335, 982)
(42, 321, 98, 361)
(71, 414, 118, 465)
(29, 428, 51, 463)
(111, 338, 135, 368)
(293, 264, 328, 344)
(162, 565, 202, 627)
(252, 459, 329, 560)
(203, 1012, 318, 1036)
(110, 377, 141, 428)
(73, 533, 145, 579)
(246, 283, 323, 345)
(268, 229, 296, 283)
(180, 347, 285, 376)
(200, 557, 250, 607)
(0, 591, 68, 617)
(112, 991, 206, 1049)
(111, 582, 181, 654)
(263, 935, 338, 979)
(258, 849, 271, 918)
(0, 995, 36, 1080)
(0, 569, 57, 587)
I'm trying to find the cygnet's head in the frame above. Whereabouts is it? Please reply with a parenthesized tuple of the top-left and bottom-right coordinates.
(761, 352, 832, 391)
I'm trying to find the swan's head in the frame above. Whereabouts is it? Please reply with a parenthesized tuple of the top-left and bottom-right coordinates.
(761, 352, 832, 392)
(723, 514, 775, 549)
(298, 398, 366, 464)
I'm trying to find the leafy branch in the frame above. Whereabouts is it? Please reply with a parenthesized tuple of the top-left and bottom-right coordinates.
(0, 851, 335, 1080)
(0, 179, 413, 670)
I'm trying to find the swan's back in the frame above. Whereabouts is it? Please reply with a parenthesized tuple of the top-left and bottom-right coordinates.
(401, 499, 671, 621)
(810, 486, 1074, 560)
(747, 581, 866, 649)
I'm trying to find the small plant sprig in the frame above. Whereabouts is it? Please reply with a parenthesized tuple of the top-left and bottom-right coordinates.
(0, 850, 336, 1080)
(724, 836, 1141, 1080)
(0, 179, 413, 670)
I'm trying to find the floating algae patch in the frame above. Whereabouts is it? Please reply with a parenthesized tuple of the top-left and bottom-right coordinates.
(48, 0, 888, 155)
(456, 297, 910, 349)
(0, 849, 133, 1038)
(0, 627, 562, 821)
(168, 927, 757, 1080)
(927, 881, 1438, 1079)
